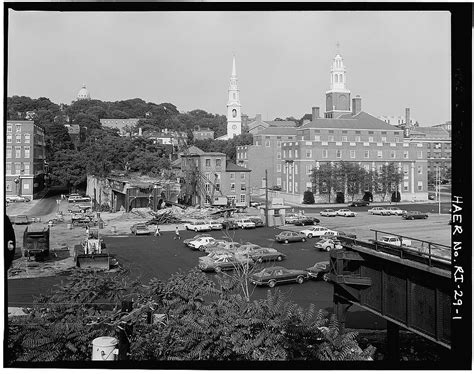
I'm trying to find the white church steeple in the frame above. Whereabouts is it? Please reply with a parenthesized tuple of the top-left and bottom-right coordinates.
(325, 43, 351, 118)
(226, 55, 242, 138)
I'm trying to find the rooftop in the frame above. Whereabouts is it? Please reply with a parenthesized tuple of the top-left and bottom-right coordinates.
(226, 162, 251, 172)
(300, 111, 399, 131)
(409, 127, 451, 139)
(258, 127, 298, 136)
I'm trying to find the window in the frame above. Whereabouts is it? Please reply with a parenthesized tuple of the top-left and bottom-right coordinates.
(205, 159, 211, 167)
(314, 135, 320, 141)
(417, 181, 423, 191)
(295, 150, 299, 158)
(16, 134, 21, 143)
(16, 124, 21, 132)
(336, 150, 342, 158)
(240, 194, 246, 203)
(294, 164, 298, 175)
(265, 140, 270, 147)
(328, 135, 334, 142)
(230, 173, 235, 179)
(244, 152, 247, 159)
(15, 146, 21, 158)
(355, 136, 361, 142)
(230, 183, 235, 191)
(295, 182, 298, 193)
(289, 150, 293, 158)
(417, 166, 423, 174)
(216, 159, 222, 167)
(369, 137, 374, 142)
(390, 151, 396, 159)
(7, 125, 12, 133)
(241, 183, 246, 191)
(306, 150, 312, 158)
(240, 173, 245, 179)
(24, 162, 30, 174)
(277, 164, 281, 172)
(276, 177, 282, 186)
(283, 150, 287, 158)
(306, 165, 312, 174)
(255, 140, 261, 146)
(364, 150, 369, 158)
(6, 163, 12, 174)
(403, 181, 409, 192)
(350, 150, 355, 158)
(403, 151, 409, 159)
(322, 149, 328, 158)
(15, 162, 21, 174)
(381, 137, 387, 142)
(417, 151, 423, 159)
(342, 136, 348, 142)
(403, 165, 409, 175)
(277, 141, 281, 147)
(6, 147, 12, 158)
(395, 137, 399, 143)
(205, 184, 210, 193)
(377, 151, 383, 158)
(277, 152, 281, 160)
(6, 181, 12, 191)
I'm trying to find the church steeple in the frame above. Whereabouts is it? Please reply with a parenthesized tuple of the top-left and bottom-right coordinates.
(325, 46, 351, 118)
(227, 55, 241, 138)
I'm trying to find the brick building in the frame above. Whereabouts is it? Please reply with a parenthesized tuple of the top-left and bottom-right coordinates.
(192, 127, 215, 141)
(179, 146, 251, 207)
(6, 120, 46, 199)
(246, 114, 297, 135)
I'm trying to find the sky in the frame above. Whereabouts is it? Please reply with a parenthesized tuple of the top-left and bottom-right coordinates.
(7, 10, 451, 126)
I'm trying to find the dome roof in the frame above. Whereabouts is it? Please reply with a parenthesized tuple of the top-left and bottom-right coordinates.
(77, 84, 90, 100)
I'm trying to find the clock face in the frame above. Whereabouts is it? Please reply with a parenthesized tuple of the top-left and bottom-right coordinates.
(232, 125, 237, 130)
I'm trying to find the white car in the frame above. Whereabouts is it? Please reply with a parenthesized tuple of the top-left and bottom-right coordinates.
(368, 207, 391, 216)
(188, 237, 217, 250)
(6, 195, 31, 203)
(336, 209, 357, 217)
(320, 209, 337, 217)
(300, 226, 331, 238)
(184, 221, 212, 232)
(386, 207, 407, 216)
(206, 220, 223, 230)
(235, 219, 256, 229)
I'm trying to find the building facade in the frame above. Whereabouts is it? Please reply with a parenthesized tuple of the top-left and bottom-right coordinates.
(192, 127, 215, 141)
(246, 114, 297, 135)
(76, 84, 91, 101)
(100, 118, 140, 136)
(6, 121, 46, 199)
(180, 146, 250, 207)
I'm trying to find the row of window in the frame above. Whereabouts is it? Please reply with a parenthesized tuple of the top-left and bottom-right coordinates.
(278, 149, 423, 160)
(204, 158, 223, 167)
(7, 124, 23, 133)
(6, 134, 31, 144)
(229, 183, 247, 191)
(228, 172, 246, 180)
(6, 162, 31, 175)
(6, 146, 31, 159)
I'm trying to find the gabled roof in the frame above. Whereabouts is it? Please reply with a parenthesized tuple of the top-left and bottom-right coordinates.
(226, 162, 251, 172)
(267, 121, 296, 127)
(258, 127, 298, 136)
(410, 127, 450, 139)
(301, 111, 399, 131)
(184, 145, 205, 155)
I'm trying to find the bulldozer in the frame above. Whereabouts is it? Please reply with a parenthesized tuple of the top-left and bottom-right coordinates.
(74, 228, 110, 270)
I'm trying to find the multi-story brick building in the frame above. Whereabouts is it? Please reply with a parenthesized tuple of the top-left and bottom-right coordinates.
(6, 120, 46, 199)
(180, 146, 251, 207)
(192, 127, 215, 141)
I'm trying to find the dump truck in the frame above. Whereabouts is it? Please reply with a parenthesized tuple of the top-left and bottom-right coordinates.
(74, 228, 110, 270)
(23, 226, 50, 260)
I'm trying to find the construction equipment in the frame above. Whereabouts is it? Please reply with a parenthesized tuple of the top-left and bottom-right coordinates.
(23, 226, 50, 260)
(74, 228, 110, 270)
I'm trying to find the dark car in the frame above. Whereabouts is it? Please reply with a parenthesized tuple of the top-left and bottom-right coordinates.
(270, 186, 282, 191)
(402, 211, 428, 220)
(348, 200, 369, 207)
(236, 245, 286, 262)
(294, 216, 320, 226)
(275, 231, 307, 244)
(428, 193, 436, 200)
(221, 219, 239, 230)
(198, 253, 253, 273)
(336, 231, 357, 239)
(250, 266, 309, 288)
(306, 261, 331, 281)
(248, 217, 264, 227)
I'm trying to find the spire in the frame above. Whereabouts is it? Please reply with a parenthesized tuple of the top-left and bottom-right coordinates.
(231, 55, 236, 77)
(336, 41, 340, 54)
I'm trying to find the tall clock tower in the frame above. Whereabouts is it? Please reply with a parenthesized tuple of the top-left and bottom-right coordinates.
(325, 48, 351, 118)
(226, 56, 242, 138)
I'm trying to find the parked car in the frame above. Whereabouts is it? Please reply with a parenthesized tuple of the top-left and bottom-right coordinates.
(235, 218, 257, 229)
(348, 200, 369, 207)
(386, 207, 407, 216)
(320, 209, 337, 217)
(6, 195, 31, 203)
(428, 193, 436, 200)
(368, 207, 391, 216)
(188, 237, 219, 251)
(306, 261, 331, 281)
(221, 219, 239, 230)
(270, 185, 282, 191)
(205, 241, 242, 253)
(183, 234, 213, 247)
(377, 235, 412, 247)
(206, 220, 223, 230)
(314, 237, 343, 252)
(247, 216, 264, 227)
(275, 231, 307, 244)
(300, 225, 330, 238)
(284, 213, 301, 224)
(13, 215, 29, 225)
(130, 223, 153, 235)
(198, 253, 253, 273)
(184, 221, 212, 232)
(336, 231, 357, 239)
(335, 208, 357, 217)
(294, 216, 320, 226)
(250, 266, 309, 288)
(68, 194, 91, 203)
(402, 211, 428, 220)
(250, 201, 261, 208)
(236, 245, 286, 262)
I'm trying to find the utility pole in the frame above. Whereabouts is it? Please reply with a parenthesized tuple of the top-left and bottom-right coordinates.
(437, 165, 441, 215)
(265, 169, 269, 228)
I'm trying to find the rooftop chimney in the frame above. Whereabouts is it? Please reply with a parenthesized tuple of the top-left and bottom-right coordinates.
(352, 96, 362, 115)
(404, 108, 411, 137)
(312, 107, 320, 121)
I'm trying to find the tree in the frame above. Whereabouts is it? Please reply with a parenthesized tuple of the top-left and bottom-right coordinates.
(311, 163, 338, 203)
(374, 163, 402, 202)
(44, 123, 73, 158)
(48, 150, 87, 190)
(303, 190, 315, 204)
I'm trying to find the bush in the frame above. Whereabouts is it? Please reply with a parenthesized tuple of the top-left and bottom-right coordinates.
(391, 191, 401, 202)
(335, 192, 345, 204)
(303, 190, 315, 204)
(363, 192, 373, 202)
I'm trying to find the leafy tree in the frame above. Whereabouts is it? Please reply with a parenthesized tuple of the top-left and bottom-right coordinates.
(44, 123, 73, 158)
(374, 163, 402, 202)
(303, 190, 315, 204)
(311, 163, 338, 203)
(48, 149, 87, 190)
